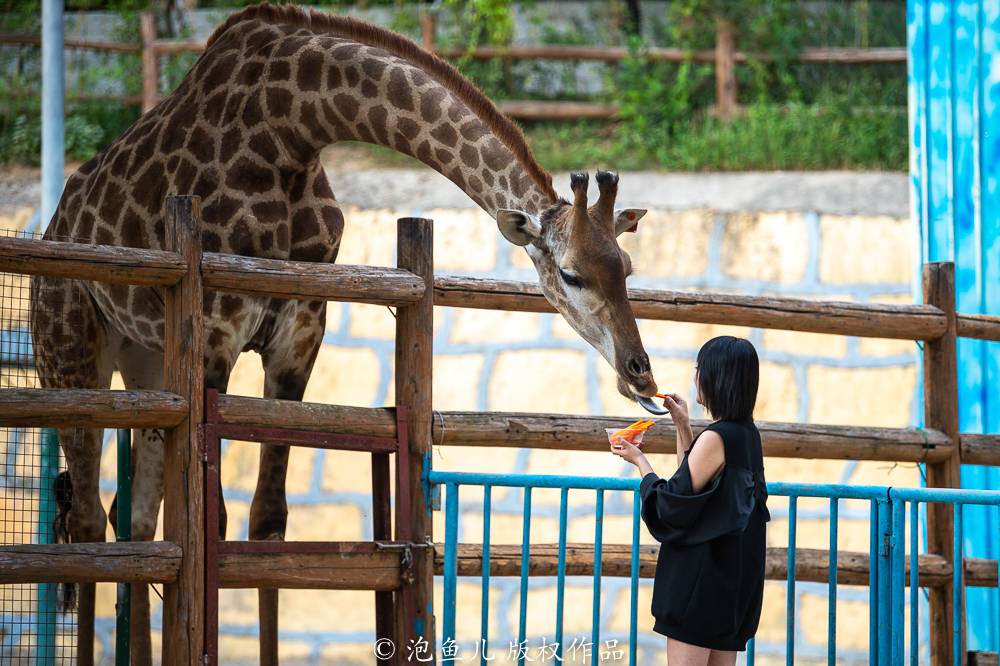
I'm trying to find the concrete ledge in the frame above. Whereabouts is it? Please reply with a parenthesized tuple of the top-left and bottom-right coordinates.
(326, 168, 909, 217)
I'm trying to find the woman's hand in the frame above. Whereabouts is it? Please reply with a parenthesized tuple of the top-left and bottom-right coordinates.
(610, 437, 654, 477)
(661, 393, 690, 428)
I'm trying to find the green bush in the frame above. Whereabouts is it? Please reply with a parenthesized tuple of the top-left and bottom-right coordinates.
(0, 0, 908, 171)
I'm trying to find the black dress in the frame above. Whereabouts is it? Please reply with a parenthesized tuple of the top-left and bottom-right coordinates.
(639, 419, 770, 651)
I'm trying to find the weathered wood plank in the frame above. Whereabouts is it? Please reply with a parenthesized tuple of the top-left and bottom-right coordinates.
(923, 263, 962, 665)
(433, 276, 947, 341)
(969, 651, 1000, 666)
(498, 101, 620, 119)
(395, 218, 434, 653)
(0, 33, 140, 53)
(961, 433, 1000, 466)
(201, 253, 424, 305)
(212, 397, 952, 463)
(433, 45, 906, 64)
(431, 413, 953, 464)
(432, 544, 998, 587)
(218, 550, 402, 590)
(161, 195, 204, 666)
(0, 388, 187, 428)
(957, 313, 1000, 341)
(0, 542, 181, 584)
(0, 236, 186, 285)
(215, 395, 398, 435)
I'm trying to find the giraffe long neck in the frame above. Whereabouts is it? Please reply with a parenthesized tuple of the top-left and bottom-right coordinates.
(224, 26, 556, 219)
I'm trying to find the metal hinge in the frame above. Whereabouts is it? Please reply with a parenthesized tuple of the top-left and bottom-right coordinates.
(199, 653, 212, 666)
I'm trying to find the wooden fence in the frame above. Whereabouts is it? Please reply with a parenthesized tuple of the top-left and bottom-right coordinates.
(0, 195, 998, 663)
(0, 10, 906, 119)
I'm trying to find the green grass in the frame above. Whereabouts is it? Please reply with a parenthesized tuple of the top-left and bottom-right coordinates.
(524, 103, 907, 173)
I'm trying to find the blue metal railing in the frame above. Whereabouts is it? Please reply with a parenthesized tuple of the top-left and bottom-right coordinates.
(428, 470, 1000, 665)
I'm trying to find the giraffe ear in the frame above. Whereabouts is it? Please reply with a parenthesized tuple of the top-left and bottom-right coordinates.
(497, 209, 542, 246)
(614, 208, 647, 236)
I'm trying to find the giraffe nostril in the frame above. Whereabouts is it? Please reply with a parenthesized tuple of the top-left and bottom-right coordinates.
(627, 355, 650, 377)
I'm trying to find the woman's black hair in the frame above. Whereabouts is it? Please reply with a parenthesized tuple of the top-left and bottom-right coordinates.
(696, 336, 759, 421)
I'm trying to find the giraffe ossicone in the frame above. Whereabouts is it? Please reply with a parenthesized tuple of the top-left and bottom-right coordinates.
(30, 4, 658, 664)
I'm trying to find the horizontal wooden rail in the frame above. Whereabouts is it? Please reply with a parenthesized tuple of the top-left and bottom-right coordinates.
(201, 253, 425, 304)
(498, 100, 619, 119)
(0, 34, 903, 65)
(214, 396, 953, 464)
(433, 276, 947, 341)
(434, 44, 907, 64)
(0, 236, 186, 286)
(216, 394, 397, 436)
(0, 33, 140, 53)
(217, 542, 402, 590)
(958, 313, 1000, 341)
(0, 542, 181, 584)
(433, 413, 953, 463)
(433, 543, 997, 588)
(960, 434, 1000, 466)
(152, 39, 206, 55)
(0, 389, 188, 428)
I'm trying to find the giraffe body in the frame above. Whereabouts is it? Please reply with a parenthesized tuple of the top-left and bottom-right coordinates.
(30, 5, 657, 664)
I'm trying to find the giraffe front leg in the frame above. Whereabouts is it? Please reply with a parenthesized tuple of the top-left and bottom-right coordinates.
(249, 442, 290, 666)
(57, 426, 108, 666)
(109, 426, 164, 666)
(251, 300, 325, 666)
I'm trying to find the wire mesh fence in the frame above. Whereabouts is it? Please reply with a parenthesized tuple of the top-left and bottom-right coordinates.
(1, 228, 76, 664)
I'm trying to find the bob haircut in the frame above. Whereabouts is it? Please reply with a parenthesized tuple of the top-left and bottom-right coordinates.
(696, 336, 759, 422)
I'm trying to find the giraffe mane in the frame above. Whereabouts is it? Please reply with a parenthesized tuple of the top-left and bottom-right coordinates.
(206, 2, 558, 203)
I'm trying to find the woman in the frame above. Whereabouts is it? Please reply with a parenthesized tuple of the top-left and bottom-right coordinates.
(611, 336, 770, 666)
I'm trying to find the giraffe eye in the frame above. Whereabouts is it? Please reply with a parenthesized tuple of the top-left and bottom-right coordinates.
(560, 269, 583, 288)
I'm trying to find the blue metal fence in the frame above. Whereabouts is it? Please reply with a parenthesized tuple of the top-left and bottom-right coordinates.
(428, 470, 1000, 665)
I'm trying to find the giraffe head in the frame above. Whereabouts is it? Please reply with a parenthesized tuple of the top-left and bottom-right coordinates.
(497, 171, 658, 404)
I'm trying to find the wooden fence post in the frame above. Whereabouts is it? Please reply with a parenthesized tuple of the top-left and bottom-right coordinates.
(162, 195, 205, 666)
(923, 262, 964, 665)
(420, 13, 436, 52)
(396, 218, 433, 659)
(140, 12, 158, 113)
(714, 17, 737, 119)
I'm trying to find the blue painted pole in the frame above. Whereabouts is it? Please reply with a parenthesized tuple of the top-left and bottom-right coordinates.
(38, 0, 63, 653)
(891, 498, 906, 665)
(442, 482, 458, 661)
(954, 503, 964, 666)
(37, 428, 59, 663)
(869, 500, 878, 665)
(592, 489, 604, 653)
(555, 487, 568, 664)
(517, 487, 531, 666)
(747, 637, 755, 666)
(828, 497, 838, 666)
(629, 491, 640, 666)
(480, 485, 491, 666)
(786, 495, 797, 666)
(116, 429, 132, 666)
(878, 499, 891, 665)
(41, 0, 64, 228)
(911, 500, 920, 666)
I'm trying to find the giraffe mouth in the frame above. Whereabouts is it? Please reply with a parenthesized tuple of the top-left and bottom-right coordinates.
(635, 395, 669, 415)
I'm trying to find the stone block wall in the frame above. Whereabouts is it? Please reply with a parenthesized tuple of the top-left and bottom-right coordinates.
(0, 171, 921, 664)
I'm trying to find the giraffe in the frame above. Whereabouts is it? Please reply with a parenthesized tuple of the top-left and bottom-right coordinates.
(29, 4, 660, 664)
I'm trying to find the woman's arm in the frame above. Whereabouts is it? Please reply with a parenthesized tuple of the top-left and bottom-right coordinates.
(686, 430, 725, 493)
(611, 429, 723, 493)
(662, 394, 694, 469)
